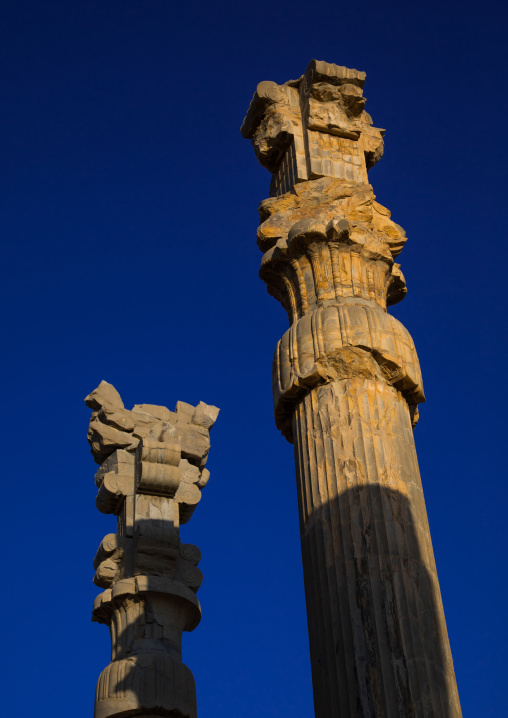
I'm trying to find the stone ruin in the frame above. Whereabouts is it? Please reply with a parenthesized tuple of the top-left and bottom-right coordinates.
(241, 59, 462, 717)
(86, 59, 462, 718)
(85, 380, 218, 718)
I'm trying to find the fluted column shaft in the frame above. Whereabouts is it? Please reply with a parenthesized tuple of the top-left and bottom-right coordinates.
(242, 58, 462, 718)
(292, 365, 460, 717)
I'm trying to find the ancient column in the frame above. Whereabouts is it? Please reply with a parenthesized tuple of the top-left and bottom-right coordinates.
(242, 60, 461, 717)
(85, 380, 219, 718)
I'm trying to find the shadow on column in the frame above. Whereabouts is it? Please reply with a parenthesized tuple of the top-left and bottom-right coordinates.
(302, 485, 461, 718)
(93, 517, 201, 718)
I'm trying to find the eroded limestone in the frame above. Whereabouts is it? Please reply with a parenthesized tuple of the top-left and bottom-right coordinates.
(86, 381, 219, 718)
(243, 59, 461, 717)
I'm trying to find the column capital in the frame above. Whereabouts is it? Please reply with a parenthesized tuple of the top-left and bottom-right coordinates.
(86, 381, 219, 718)
(242, 61, 421, 438)
(242, 59, 384, 196)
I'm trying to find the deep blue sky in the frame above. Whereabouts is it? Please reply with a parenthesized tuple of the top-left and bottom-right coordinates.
(2, 2, 506, 716)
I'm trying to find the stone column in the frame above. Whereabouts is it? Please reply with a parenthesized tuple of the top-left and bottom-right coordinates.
(85, 381, 219, 718)
(242, 60, 461, 717)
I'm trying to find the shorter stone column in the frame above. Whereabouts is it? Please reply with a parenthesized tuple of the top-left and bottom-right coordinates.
(85, 381, 219, 718)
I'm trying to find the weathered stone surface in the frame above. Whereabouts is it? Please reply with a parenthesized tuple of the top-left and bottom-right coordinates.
(85, 382, 218, 469)
(85, 380, 124, 413)
(242, 59, 384, 197)
(86, 383, 219, 718)
(257, 177, 407, 257)
(243, 59, 461, 717)
(273, 307, 423, 439)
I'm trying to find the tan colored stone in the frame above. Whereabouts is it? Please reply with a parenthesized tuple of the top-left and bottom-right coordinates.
(85, 382, 217, 468)
(242, 59, 383, 196)
(243, 59, 461, 718)
(257, 177, 407, 257)
(85, 380, 124, 413)
(86, 383, 219, 718)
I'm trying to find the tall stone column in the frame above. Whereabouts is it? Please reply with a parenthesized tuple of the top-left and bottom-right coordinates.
(242, 60, 461, 717)
(85, 380, 219, 718)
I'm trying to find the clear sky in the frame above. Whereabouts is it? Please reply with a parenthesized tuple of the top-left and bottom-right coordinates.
(2, 2, 506, 716)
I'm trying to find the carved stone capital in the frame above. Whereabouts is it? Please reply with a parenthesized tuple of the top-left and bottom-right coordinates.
(272, 304, 424, 440)
(92, 578, 201, 718)
(241, 59, 384, 197)
(86, 383, 218, 718)
(260, 215, 406, 322)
